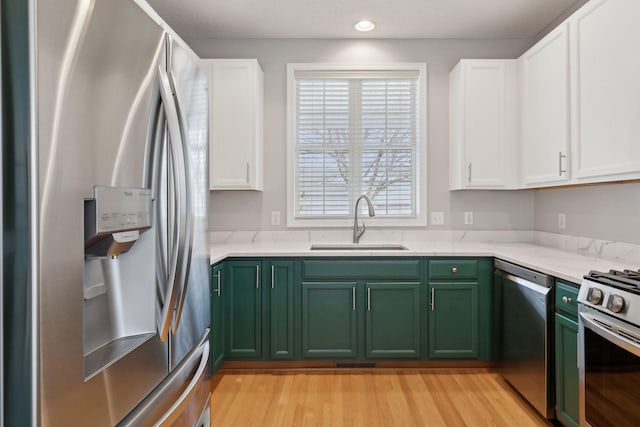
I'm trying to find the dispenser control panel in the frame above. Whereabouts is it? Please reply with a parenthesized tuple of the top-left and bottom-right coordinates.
(85, 186, 152, 238)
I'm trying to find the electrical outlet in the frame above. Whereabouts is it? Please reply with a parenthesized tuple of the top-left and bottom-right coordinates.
(558, 213, 566, 229)
(271, 211, 281, 226)
(431, 211, 445, 226)
(464, 211, 474, 225)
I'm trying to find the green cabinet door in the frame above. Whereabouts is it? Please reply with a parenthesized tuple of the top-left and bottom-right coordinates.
(269, 260, 295, 360)
(211, 264, 225, 372)
(225, 261, 262, 359)
(428, 282, 479, 359)
(302, 282, 358, 359)
(365, 282, 421, 359)
(555, 313, 579, 427)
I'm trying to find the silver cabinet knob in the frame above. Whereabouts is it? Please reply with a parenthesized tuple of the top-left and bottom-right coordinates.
(452, 267, 458, 273)
(562, 296, 572, 304)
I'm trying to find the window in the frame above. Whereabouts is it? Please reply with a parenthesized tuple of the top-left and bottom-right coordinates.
(287, 64, 427, 227)
(186, 74, 209, 218)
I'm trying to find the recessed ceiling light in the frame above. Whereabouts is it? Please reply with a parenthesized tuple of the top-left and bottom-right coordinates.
(354, 20, 375, 32)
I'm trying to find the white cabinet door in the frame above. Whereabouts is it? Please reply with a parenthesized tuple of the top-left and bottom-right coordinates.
(519, 23, 571, 186)
(208, 59, 264, 190)
(449, 60, 518, 190)
(570, 0, 640, 181)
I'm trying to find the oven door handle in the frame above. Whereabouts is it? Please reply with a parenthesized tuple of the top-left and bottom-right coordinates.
(580, 311, 640, 358)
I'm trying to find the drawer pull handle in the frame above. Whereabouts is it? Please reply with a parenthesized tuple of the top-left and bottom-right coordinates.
(562, 296, 572, 304)
(452, 267, 458, 273)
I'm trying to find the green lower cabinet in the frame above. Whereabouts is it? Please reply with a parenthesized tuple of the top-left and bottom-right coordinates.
(269, 261, 295, 360)
(365, 282, 421, 359)
(225, 261, 262, 359)
(216, 257, 493, 363)
(555, 313, 579, 427)
(211, 264, 225, 372)
(428, 282, 479, 359)
(302, 282, 358, 358)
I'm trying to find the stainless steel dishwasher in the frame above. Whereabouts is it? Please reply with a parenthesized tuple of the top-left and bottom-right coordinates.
(494, 259, 554, 419)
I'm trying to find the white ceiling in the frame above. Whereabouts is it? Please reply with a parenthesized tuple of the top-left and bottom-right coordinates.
(147, 0, 581, 40)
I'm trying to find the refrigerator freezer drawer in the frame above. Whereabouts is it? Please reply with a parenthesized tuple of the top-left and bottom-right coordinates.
(119, 330, 210, 427)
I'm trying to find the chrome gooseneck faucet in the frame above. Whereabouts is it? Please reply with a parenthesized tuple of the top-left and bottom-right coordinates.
(353, 195, 375, 243)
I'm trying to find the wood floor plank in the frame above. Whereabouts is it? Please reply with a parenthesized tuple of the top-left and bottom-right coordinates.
(473, 373, 549, 427)
(456, 372, 510, 427)
(347, 372, 367, 427)
(421, 371, 468, 426)
(211, 369, 552, 427)
(399, 369, 448, 426)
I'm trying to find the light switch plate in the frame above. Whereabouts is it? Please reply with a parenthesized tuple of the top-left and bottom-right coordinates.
(431, 211, 445, 226)
(558, 213, 566, 229)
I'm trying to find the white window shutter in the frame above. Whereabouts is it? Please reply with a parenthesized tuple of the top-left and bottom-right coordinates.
(293, 69, 421, 220)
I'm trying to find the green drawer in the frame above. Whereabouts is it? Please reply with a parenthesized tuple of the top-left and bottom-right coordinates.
(428, 259, 478, 280)
(556, 280, 579, 319)
(301, 259, 421, 280)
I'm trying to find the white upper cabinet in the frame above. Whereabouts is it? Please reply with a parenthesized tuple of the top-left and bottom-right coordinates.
(450, 0, 640, 190)
(449, 60, 519, 190)
(519, 23, 571, 187)
(206, 59, 264, 190)
(569, 0, 640, 182)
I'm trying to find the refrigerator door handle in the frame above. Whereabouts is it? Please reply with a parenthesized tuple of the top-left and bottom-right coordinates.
(153, 340, 210, 427)
(145, 81, 172, 334)
(169, 70, 195, 335)
(157, 65, 187, 342)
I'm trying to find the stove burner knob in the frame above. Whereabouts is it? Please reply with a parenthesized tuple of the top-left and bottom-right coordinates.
(588, 288, 603, 305)
(607, 294, 625, 313)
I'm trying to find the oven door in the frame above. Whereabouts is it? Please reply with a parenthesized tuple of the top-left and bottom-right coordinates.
(579, 305, 640, 427)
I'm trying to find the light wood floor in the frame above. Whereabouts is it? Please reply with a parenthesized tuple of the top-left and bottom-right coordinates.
(210, 369, 552, 427)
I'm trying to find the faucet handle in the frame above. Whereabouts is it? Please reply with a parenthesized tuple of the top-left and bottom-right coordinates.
(357, 221, 366, 240)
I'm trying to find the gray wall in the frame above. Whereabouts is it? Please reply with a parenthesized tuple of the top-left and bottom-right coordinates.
(534, 183, 640, 244)
(188, 37, 535, 231)
(533, 0, 589, 42)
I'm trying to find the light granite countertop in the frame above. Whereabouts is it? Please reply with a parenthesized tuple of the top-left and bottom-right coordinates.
(210, 234, 640, 285)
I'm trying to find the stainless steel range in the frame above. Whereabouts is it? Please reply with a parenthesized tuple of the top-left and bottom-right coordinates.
(578, 269, 640, 427)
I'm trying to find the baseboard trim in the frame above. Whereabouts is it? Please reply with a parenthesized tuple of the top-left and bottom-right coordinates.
(218, 360, 496, 371)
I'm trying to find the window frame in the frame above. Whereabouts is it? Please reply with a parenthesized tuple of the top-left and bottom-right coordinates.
(286, 63, 428, 228)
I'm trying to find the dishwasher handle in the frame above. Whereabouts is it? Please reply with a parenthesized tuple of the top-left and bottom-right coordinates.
(494, 259, 553, 288)
(497, 271, 553, 296)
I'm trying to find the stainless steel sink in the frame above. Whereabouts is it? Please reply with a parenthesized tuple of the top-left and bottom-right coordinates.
(309, 243, 408, 251)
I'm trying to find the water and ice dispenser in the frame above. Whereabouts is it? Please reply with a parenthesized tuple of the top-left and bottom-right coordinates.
(83, 186, 157, 380)
(84, 186, 152, 258)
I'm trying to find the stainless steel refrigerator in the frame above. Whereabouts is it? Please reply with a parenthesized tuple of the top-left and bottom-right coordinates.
(1, 0, 211, 425)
